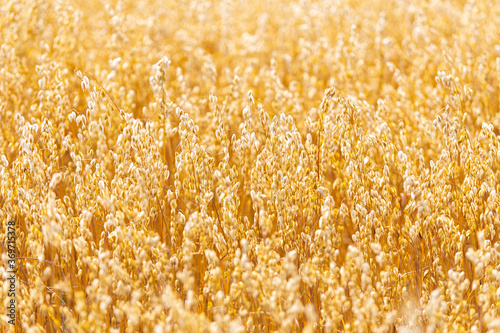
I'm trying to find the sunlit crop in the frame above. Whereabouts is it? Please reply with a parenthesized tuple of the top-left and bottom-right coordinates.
(1, 0, 500, 332)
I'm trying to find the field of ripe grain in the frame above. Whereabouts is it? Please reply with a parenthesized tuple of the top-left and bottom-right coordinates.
(1, 0, 500, 332)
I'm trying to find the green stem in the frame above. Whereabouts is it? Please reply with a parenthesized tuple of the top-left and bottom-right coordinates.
(62, 292, 65, 333)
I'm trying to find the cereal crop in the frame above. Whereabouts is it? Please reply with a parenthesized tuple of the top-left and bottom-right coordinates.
(1, 0, 500, 332)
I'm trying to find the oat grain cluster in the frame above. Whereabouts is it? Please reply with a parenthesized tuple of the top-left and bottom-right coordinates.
(1, 0, 500, 332)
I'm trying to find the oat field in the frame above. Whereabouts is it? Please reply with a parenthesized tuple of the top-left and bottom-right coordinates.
(1, 0, 500, 332)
